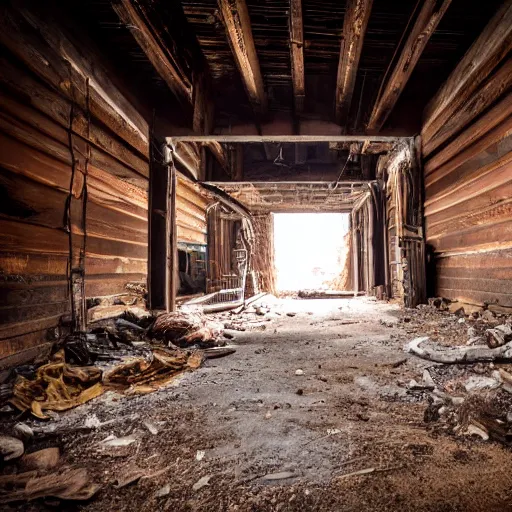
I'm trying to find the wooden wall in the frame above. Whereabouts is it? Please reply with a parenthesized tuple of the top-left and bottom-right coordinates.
(0, 3, 149, 360)
(422, 9, 512, 310)
(177, 175, 208, 245)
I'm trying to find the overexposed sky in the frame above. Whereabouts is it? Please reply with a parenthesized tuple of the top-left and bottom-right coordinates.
(274, 213, 349, 291)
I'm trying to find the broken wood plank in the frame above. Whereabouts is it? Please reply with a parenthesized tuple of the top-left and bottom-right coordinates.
(218, 0, 268, 118)
(367, 0, 452, 132)
(289, 0, 305, 114)
(335, 0, 373, 128)
(422, 1, 512, 146)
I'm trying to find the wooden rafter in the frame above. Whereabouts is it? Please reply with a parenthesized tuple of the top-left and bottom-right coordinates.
(289, 0, 305, 114)
(367, 0, 452, 132)
(112, 0, 192, 103)
(218, 0, 267, 118)
(335, 0, 373, 129)
(113, 0, 228, 168)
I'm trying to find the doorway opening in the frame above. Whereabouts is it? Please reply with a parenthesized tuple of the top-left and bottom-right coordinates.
(273, 213, 350, 293)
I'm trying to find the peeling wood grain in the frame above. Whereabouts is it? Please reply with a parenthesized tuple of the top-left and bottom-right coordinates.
(218, 0, 268, 117)
(289, 0, 305, 114)
(367, 0, 451, 132)
(422, 1, 512, 145)
(335, 0, 373, 128)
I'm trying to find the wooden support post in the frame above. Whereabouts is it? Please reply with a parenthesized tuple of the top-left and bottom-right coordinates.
(335, 0, 373, 129)
(167, 157, 178, 312)
(351, 211, 359, 295)
(367, 0, 451, 132)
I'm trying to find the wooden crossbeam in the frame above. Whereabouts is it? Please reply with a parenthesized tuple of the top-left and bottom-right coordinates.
(289, 0, 305, 114)
(218, 0, 267, 118)
(367, 0, 452, 132)
(112, 0, 192, 103)
(335, 0, 373, 129)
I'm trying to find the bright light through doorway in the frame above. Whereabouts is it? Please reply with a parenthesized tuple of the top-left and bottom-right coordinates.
(274, 213, 350, 292)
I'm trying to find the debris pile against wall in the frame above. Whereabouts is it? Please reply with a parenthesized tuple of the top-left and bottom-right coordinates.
(402, 300, 512, 447)
(421, 16, 512, 312)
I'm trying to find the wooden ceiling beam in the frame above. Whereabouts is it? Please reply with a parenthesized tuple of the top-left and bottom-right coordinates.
(218, 0, 268, 119)
(289, 0, 305, 115)
(112, 0, 192, 104)
(335, 0, 373, 130)
(113, 0, 228, 169)
(367, 0, 452, 132)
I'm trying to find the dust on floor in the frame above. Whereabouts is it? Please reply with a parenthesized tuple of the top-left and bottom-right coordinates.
(5, 297, 512, 511)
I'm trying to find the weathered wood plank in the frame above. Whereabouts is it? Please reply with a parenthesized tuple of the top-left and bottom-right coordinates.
(436, 287, 512, 308)
(218, 0, 267, 117)
(423, 59, 512, 157)
(422, 1, 512, 144)
(85, 273, 146, 298)
(427, 198, 512, 238)
(425, 115, 512, 187)
(425, 92, 512, 175)
(335, 0, 373, 128)
(427, 218, 512, 254)
(289, 0, 305, 114)
(0, 69, 149, 178)
(425, 161, 512, 216)
(0, 3, 149, 156)
(425, 135, 512, 202)
(367, 0, 451, 132)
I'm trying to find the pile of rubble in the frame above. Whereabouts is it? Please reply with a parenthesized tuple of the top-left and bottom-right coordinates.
(404, 298, 512, 447)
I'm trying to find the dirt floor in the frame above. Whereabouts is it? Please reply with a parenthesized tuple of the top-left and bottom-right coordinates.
(4, 297, 512, 511)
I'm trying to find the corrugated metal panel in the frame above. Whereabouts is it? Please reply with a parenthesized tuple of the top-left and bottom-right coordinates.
(0, 4, 149, 359)
(177, 176, 208, 245)
(423, 56, 512, 310)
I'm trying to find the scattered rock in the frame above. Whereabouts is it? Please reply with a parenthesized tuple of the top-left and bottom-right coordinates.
(295, 369, 304, 376)
(192, 475, 211, 491)
(102, 435, 137, 447)
(155, 484, 170, 497)
(20, 447, 60, 471)
(263, 471, 295, 481)
(196, 450, 205, 461)
(0, 435, 24, 461)
(481, 310, 496, 322)
(144, 422, 159, 435)
(13, 423, 34, 440)
(296, 389, 304, 396)
(287, 312, 297, 317)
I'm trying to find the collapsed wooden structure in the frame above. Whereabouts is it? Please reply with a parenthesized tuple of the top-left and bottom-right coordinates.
(0, 0, 511, 365)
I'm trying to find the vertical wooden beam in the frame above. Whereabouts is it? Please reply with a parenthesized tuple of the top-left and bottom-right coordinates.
(167, 158, 178, 312)
(335, 0, 373, 129)
(218, 0, 268, 118)
(289, 0, 305, 115)
(367, 0, 452, 132)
